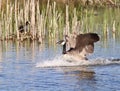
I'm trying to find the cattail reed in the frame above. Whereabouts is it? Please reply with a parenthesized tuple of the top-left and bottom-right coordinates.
(30, 0, 35, 40)
(64, 5, 70, 35)
(112, 20, 116, 33)
(72, 8, 79, 34)
(0, 0, 120, 42)
(36, 1, 43, 43)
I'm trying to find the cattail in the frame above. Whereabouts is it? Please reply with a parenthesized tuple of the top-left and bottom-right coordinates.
(0, 0, 1, 11)
(72, 8, 78, 34)
(36, 1, 42, 43)
(15, 0, 19, 40)
(30, 0, 36, 40)
(112, 20, 116, 33)
(64, 5, 70, 36)
(24, 0, 30, 28)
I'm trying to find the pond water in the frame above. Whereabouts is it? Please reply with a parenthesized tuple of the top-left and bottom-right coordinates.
(0, 38, 120, 91)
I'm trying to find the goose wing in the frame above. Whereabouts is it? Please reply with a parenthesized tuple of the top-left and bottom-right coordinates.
(75, 33, 100, 52)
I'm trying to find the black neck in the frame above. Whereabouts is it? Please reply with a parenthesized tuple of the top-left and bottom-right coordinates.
(62, 43, 66, 54)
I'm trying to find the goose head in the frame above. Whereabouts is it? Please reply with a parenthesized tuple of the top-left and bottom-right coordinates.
(26, 21, 30, 25)
(56, 35, 68, 45)
(18, 21, 30, 33)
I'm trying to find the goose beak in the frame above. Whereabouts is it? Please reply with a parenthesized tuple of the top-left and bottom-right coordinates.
(56, 40, 66, 45)
(28, 21, 30, 25)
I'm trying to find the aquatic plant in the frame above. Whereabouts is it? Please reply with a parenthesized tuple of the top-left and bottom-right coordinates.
(0, 0, 120, 43)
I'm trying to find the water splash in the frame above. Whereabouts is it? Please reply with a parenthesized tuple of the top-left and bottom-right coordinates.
(36, 56, 82, 68)
(36, 56, 120, 68)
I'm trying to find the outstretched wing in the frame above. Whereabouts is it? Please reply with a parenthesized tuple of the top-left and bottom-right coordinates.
(75, 33, 100, 52)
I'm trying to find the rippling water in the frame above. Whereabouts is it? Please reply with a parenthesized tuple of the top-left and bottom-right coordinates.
(0, 39, 120, 91)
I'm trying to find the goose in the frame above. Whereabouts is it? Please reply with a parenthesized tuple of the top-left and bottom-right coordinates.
(57, 33, 100, 61)
(18, 21, 30, 33)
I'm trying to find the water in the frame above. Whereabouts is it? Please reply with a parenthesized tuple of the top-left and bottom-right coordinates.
(0, 39, 120, 91)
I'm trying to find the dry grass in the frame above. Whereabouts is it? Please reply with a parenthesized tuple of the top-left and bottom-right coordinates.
(0, 0, 120, 43)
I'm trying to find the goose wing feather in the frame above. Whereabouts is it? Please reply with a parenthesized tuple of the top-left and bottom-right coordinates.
(75, 33, 99, 52)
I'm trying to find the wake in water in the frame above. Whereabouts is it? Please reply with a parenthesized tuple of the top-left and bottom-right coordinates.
(36, 56, 120, 68)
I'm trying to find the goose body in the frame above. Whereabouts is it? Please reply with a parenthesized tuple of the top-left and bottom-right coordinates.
(18, 21, 30, 33)
(57, 33, 100, 61)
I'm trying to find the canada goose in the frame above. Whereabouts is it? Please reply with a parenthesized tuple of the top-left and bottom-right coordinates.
(57, 33, 100, 61)
(18, 21, 30, 33)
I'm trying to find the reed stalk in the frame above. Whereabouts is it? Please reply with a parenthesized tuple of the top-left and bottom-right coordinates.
(36, 1, 42, 43)
(15, 0, 19, 40)
(112, 20, 116, 33)
(52, 2, 58, 38)
(64, 5, 70, 35)
(30, 0, 36, 40)
(0, 22, 1, 40)
(0, 0, 120, 42)
(0, 0, 1, 11)
(72, 8, 79, 34)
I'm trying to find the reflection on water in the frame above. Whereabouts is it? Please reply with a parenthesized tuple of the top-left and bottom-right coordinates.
(0, 40, 45, 61)
(0, 38, 120, 91)
(60, 66, 95, 80)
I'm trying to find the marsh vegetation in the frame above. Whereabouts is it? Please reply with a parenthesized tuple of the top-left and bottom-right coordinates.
(0, 1, 120, 91)
(0, 0, 120, 43)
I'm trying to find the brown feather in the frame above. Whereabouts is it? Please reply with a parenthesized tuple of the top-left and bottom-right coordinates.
(74, 33, 99, 53)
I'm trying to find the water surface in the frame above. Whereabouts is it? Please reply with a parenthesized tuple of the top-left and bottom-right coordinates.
(0, 39, 120, 91)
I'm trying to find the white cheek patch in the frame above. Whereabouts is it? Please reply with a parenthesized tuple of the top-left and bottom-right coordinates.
(61, 41, 66, 45)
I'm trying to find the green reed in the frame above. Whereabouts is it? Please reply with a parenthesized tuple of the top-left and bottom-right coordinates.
(0, 0, 120, 42)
